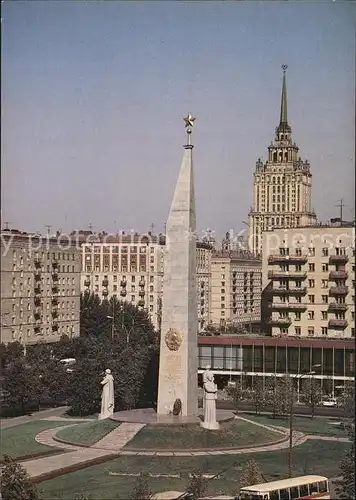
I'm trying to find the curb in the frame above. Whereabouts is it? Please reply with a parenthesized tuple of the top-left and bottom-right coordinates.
(3, 449, 67, 464)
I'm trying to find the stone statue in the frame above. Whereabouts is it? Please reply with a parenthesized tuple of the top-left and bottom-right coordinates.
(202, 365, 211, 414)
(98, 369, 114, 420)
(200, 371, 219, 430)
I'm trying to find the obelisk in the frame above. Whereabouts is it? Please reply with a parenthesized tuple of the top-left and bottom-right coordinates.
(157, 114, 198, 417)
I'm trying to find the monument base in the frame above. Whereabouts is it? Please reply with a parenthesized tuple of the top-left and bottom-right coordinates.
(110, 407, 234, 427)
(200, 421, 220, 431)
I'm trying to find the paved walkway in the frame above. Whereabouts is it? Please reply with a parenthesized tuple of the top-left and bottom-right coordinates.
(94, 422, 146, 451)
(1, 406, 69, 429)
(17, 413, 350, 480)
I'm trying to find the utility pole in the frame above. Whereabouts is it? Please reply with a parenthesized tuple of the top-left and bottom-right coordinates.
(45, 225, 52, 236)
(150, 222, 154, 234)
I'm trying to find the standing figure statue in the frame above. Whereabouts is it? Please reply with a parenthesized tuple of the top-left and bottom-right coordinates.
(202, 365, 211, 415)
(201, 370, 220, 430)
(98, 369, 114, 420)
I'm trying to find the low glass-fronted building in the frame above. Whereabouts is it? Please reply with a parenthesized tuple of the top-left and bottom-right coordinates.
(198, 335, 355, 397)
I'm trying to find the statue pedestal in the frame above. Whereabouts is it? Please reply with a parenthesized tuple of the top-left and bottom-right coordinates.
(200, 421, 220, 431)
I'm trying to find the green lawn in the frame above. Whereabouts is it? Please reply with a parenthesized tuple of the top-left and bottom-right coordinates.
(242, 413, 348, 437)
(125, 419, 281, 450)
(39, 440, 349, 499)
(1, 421, 72, 459)
(56, 420, 120, 446)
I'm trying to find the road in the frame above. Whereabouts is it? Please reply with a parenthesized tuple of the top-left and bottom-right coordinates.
(215, 400, 345, 418)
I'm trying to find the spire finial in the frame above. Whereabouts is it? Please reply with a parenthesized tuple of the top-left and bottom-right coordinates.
(277, 64, 290, 132)
(183, 113, 196, 148)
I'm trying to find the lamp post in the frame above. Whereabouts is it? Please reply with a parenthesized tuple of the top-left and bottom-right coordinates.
(288, 364, 321, 478)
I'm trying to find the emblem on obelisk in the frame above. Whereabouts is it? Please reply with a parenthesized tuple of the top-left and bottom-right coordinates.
(165, 328, 184, 351)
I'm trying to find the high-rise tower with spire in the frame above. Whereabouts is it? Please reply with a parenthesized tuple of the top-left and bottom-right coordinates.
(248, 65, 317, 255)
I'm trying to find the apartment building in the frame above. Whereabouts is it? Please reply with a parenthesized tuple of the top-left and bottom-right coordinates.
(248, 66, 316, 255)
(210, 250, 262, 330)
(262, 224, 355, 338)
(1, 230, 81, 345)
(81, 234, 212, 332)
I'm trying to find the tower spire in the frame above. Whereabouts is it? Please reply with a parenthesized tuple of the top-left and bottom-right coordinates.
(277, 64, 291, 135)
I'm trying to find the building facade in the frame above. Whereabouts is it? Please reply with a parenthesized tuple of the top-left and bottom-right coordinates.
(198, 335, 355, 399)
(1, 230, 81, 345)
(248, 66, 317, 255)
(262, 225, 355, 338)
(81, 234, 212, 332)
(210, 250, 262, 330)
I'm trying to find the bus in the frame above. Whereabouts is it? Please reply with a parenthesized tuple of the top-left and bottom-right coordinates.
(238, 475, 330, 500)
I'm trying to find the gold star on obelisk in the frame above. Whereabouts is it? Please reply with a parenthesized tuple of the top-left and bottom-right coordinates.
(183, 113, 196, 128)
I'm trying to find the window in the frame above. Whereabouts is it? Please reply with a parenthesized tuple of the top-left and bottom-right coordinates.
(322, 263, 329, 272)
(322, 327, 328, 335)
(290, 486, 299, 499)
(308, 295, 315, 304)
(322, 279, 328, 288)
(322, 295, 328, 304)
(308, 247, 315, 256)
(308, 327, 314, 336)
(308, 311, 314, 320)
(318, 481, 328, 493)
(310, 483, 319, 494)
(131, 276, 135, 282)
(299, 484, 309, 497)
(322, 247, 329, 256)
(295, 312, 301, 321)
(295, 327, 301, 335)
(308, 263, 315, 271)
(321, 311, 328, 320)
(308, 279, 315, 288)
(279, 489, 289, 500)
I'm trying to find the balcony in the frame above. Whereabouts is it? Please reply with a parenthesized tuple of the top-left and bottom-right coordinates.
(329, 271, 348, 280)
(138, 300, 145, 307)
(329, 286, 348, 296)
(268, 254, 308, 264)
(102, 289, 108, 296)
(267, 317, 292, 327)
(52, 310, 58, 319)
(34, 297, 41, 307)
(120, 290, 127, 297)
(34, 326, 41, 334)
(34, 286, 41, 296)
(52, 272, 59, 281)
(328, 302, 348, 312)
(52, 298, 58, 306)
(102, 279, 109, 287)
(34, 259, 41, 269)
(329, 254, 349, 264)
(52, 325, 59, 332)
(139, 280, 145, 286)
(84, 279, 90, 287)
(139, 291, 145, 297)
(52, 286, 59, 294)
(120, 280, 127, 287)
(34, 312, 41, 321)
(328, 318, 348, 329)
(268, 270, 307, 280)
(269, 302, 307, 311)
(267, 286, 307, 296)
(52, 261, 59, 269)
(34, 273, 41, 282)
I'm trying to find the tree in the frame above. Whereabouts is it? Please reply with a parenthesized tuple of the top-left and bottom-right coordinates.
(129, 474, 153, 500)
(249, 379, 265, 415)
(0, 454, 42, 500)
(186, 469, 207, 500)
(300, 377, 322, 419)
(226, 380, 247, 413)
(336, 420, 355, 499)
(239, 459, 264, 488)
(3, 359, 42, 415)
(265, 375, 295, 418)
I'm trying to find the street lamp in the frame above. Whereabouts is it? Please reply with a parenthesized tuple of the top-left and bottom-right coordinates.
(288, 364, 321, 478)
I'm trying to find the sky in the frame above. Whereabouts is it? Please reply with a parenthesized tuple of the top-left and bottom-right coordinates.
(2, 1, 355, 240)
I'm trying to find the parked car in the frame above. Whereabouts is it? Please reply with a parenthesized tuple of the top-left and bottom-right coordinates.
(321, 397, 337, 407)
